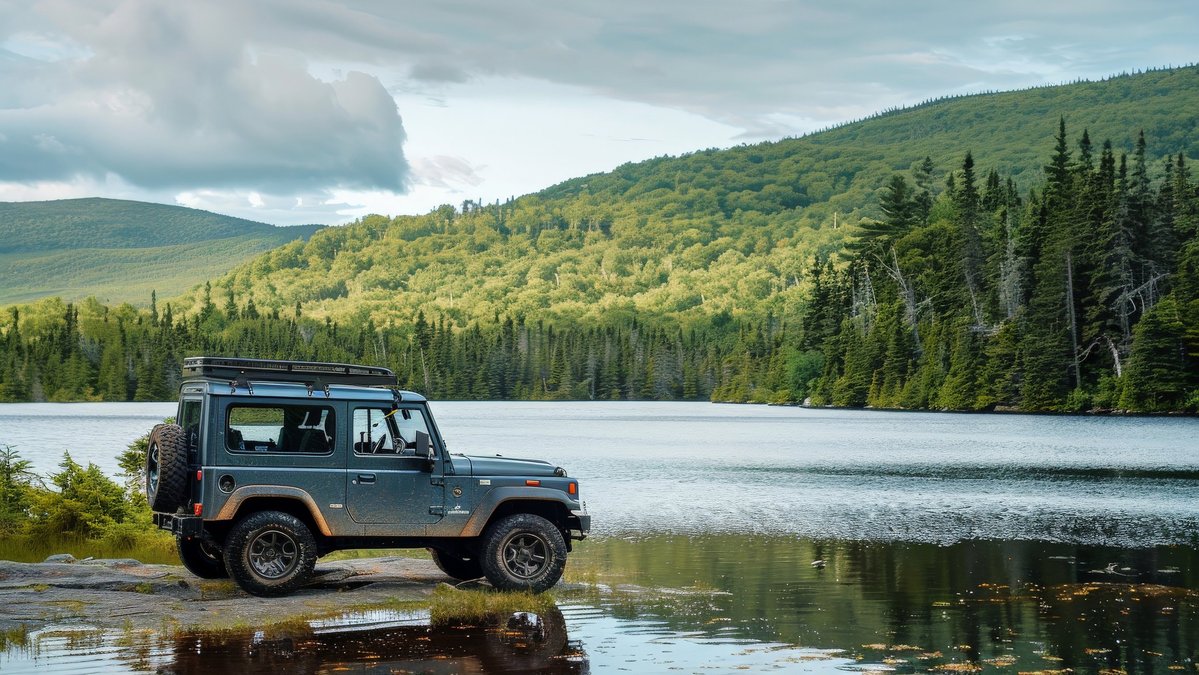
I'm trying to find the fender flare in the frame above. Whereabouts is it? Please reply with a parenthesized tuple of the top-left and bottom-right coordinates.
(213, 485, 333, 537)
(461, 486, 580, 537)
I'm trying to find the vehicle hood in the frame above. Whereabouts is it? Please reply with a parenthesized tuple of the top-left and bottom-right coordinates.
(456, 454, 560, 477)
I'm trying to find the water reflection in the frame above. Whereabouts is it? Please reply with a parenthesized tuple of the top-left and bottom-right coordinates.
(160, 607, 585, 674)
(1, 536, 1195, 673)
(0, 609, 586, 674)
(570, 535, 1199, 672)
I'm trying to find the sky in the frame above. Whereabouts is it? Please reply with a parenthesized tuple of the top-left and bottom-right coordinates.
(0, 1, 1196, 226)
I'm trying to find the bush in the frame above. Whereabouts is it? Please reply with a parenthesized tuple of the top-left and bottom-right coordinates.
(27, 453, 133, 540)
(0, 446, 38, 535)
(0, 432, 174, 563)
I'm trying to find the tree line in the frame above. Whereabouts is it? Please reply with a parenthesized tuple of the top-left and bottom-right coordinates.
(0, 291, 816, 404)
(0, 121, 1195, 412)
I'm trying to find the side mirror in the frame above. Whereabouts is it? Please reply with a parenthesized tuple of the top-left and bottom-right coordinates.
(416, 431, 433, 467)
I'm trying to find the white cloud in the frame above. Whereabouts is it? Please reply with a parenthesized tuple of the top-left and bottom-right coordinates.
(0, 1, 409, 194)
(0, 0, 1196, 225)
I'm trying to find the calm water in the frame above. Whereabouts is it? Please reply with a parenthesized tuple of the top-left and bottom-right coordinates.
(0, 402, 176, 474)
(1, 402, 1197, 673)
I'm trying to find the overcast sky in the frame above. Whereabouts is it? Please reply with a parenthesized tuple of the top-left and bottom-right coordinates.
(0, 1, 1196, 225)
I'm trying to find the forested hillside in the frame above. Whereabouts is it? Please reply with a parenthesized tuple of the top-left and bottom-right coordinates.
(0, 68, 1196, 411)
(809, 123, 1198, 412)
(0, 198, 321, 305)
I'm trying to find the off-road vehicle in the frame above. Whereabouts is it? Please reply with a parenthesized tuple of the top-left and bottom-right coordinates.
(148, 356, 590, 597)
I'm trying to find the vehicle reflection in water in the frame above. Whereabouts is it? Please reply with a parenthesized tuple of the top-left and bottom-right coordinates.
(159, 607, 586, 675)
(0, 608, 586, 675)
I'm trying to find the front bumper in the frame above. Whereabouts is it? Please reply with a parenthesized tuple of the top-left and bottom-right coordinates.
(569, 508, 591, 541)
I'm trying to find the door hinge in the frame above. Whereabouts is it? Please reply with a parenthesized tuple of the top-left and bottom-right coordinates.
(430, 477, 445, 486)
(429, 505, 445, 516)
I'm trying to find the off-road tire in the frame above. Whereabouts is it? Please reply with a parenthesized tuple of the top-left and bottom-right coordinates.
(223, 511, 317, 597)
(480, 514, 567, 593)
(429, 548, 484, 581)
(146, 424, 188, 512)
(177, 536, 227, 579)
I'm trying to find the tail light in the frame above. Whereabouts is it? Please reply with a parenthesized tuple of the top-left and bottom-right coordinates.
(193, 503, 203, 516)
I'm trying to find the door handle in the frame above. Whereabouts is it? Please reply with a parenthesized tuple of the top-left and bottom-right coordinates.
(357, 473, 376, 484)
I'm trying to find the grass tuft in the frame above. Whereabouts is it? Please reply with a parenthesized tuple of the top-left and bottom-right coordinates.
(428, 584, 557, 627)
(0, 531, 176, 564)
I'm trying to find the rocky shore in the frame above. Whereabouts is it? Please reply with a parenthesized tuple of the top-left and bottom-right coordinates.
(0, 555, 450, 634)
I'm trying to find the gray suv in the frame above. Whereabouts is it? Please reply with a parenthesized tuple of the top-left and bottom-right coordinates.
(148, 357, 590, 596)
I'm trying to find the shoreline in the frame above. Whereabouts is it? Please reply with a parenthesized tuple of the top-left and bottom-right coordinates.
(1, 398, 1194, 417)
(0, 555, 462, 635)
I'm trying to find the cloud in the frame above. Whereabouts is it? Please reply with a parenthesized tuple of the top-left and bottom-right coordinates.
(409, 155, 484, 191)
(1, 0, 1197, 224)
(0, 0, 408, 193)
(200, 0, 1198, 137)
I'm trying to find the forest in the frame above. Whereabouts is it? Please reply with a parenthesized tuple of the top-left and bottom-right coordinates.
(0, 118, 1195, 412)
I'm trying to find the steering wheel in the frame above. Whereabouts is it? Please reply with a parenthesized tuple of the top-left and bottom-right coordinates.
(372, 434, 388, 453)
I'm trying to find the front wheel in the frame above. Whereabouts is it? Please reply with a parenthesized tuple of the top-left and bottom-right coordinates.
(480, 514, 567, 593)
(223, 511, 317, 597)
(177, 536, 227, 579)
(430, 548, 483, 581)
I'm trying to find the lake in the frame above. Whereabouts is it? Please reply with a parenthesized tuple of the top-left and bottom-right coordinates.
(1, 401, 1197, 672)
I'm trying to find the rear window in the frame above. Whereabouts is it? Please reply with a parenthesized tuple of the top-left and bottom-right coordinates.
(180, 399, 202, 450)
(226, 404, 336, 454)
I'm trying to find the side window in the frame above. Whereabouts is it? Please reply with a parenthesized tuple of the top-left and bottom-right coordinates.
(227, 404, 335, 454)
(180, 400, 202, 450)
(394, 407, 431, 451)
(353, 408, 397, 454)
(353, 407, 432, 456)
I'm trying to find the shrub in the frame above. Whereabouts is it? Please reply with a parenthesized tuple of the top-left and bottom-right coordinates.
(0, 446, 38, 535)
(27, 453, 132, 539)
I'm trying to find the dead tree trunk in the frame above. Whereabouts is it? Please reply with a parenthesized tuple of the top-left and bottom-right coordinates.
(880, 247, 922, 351)
(1065, 251, 1081, 390)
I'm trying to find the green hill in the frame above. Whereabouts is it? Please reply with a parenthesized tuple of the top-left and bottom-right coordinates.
(198, 67, 1199, 329)
(0, 198, 321, 306)
(1, 67, 1195, 411)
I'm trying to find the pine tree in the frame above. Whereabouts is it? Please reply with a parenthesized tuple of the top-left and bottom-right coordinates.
(936, 320, 981, 410)
(1119, 295, 1189, 411)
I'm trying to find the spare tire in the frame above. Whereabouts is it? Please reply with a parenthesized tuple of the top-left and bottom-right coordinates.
(146, 423, 189, 512)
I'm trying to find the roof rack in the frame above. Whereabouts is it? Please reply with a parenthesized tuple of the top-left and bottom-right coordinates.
(182, 356, 397, 388)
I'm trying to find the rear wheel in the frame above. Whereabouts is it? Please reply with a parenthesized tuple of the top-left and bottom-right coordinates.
(177, 537, 227, 579)
(223, 511, 317, 597)
(480, 514, 567, 593)
(145, 424, 188, 512)
(429, 548, 483, 581)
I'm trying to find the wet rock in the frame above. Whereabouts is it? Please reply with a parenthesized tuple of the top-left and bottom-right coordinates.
(81, 558, 143, 567)
(0, 557, 445, 635)
(42, 553, 77, 564)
